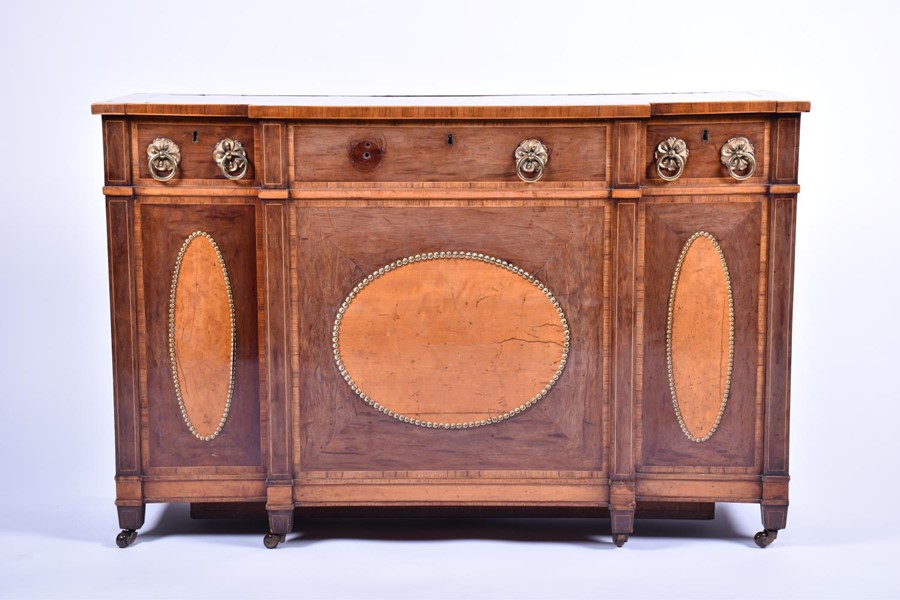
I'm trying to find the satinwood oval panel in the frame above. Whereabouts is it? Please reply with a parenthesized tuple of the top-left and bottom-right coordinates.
(169, 231, 236, 441)
(667, 232, 734, 442)
(333, 252, 570, 429)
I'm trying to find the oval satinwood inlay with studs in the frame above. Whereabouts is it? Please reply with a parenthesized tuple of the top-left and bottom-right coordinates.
(333, 252, 570, 429)
(169, 231, 236, 441)
(666, 231, 734, 442)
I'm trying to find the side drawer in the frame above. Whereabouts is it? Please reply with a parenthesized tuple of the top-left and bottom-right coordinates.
(134, 121, 258, 185)
(291, 123, 609, 183)
(643, 118, 770, 185)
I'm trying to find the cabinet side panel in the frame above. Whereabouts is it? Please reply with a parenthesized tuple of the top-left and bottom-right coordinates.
(108, 197, 140, 474)
(103, 118, 131, 186)
(764, 196, 796, 475)
(612, 201, 637, 478)
(262, 201, 291, 479)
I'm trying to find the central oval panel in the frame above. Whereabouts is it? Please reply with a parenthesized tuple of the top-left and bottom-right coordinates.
(334, 253, 569, 429)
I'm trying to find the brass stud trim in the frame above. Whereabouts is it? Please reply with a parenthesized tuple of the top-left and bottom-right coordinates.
(168, 231, 236, 442)
(666, 231, 735, 443)
(332, 251, 570, 429)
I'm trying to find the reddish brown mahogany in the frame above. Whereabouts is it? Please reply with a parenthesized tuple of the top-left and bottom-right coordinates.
(95, 93, 807, 548)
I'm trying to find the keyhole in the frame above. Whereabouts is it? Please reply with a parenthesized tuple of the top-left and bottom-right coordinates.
(701, 129, 710, 143)
(447, 133, 454, 146)
(192, 131, 199, 143)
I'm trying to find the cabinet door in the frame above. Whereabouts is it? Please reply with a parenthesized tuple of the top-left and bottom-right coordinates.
(639, 196, 766, 470)
(294, 203, 607, 475)
(137, 200, 261, 469)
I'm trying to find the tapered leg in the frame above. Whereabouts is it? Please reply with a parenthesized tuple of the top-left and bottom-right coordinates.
(610, 508, 634, 547)
(264, 509, 293, 549)
(755, 503, 787, 548)
(115, 503, 145, 548)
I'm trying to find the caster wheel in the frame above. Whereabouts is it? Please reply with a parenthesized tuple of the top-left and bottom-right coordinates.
(116, 529, 137, 548)
(754, 529, 778, 548)
(263, 533, 286, 549)
(612, 533, 628, 547)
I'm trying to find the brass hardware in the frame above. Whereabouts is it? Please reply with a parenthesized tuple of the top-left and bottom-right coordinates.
(654, 137, 690, 181)
(720, 136, 756, 180)
(666, 231, 734, 443)
(213, 138, 249, 181)
(332, 251, 570, 429)
(147, 138, 181, 181)
(514, 139, 549, 182)
(168, 231, 236, 442)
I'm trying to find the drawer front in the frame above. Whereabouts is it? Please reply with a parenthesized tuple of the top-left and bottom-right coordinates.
(644, 119, 769, 185)
(291, 124, 609, 183)
(135, 122, 257, 184)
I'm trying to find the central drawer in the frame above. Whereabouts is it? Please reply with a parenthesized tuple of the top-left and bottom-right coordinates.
(290, 123, 609, 183)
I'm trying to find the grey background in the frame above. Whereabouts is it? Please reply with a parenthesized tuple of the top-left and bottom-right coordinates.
(1, 1, 898, 598)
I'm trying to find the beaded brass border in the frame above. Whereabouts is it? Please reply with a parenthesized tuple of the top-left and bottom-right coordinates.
(332, 251, 570, 429)
(168, 231, 236, 441)
(666, 231, 735, 443)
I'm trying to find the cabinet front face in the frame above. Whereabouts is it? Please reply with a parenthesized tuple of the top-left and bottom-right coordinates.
(639, 196, 766, 472)
(137, 200, 263, 470)
(293, 202, 609, 475)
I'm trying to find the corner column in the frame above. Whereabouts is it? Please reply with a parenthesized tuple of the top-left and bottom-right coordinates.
(609, 120, 642, 546)
(260, 121, 294, 548)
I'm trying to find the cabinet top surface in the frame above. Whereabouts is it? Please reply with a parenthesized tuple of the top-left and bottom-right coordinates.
(91, 91, 810, 119)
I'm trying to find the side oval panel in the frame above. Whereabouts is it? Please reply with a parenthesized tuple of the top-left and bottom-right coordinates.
(333, 253, 570, 429)
(667, 232, 734, 442)
(169, 231, 235, 441)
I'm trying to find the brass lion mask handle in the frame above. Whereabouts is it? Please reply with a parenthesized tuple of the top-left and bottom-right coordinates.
(514, 139, 549, 183)
(655, 137, 689, 181)
(213, 138, 249, 181)
(147, 138, 181, 182)
(720, 136, 756, 180)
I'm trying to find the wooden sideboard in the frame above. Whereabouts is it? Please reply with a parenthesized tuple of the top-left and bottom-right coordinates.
(92, 93, 808, 548)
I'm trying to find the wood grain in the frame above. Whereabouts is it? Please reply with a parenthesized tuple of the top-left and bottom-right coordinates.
(669, 235, 732, 440)
(292, 124, 608, 183)
(172, 235, 233, 439)
(644, 119, 768, 184)
(640, 197, 764, 468)
(337, 258, 567, 425)
(139, 201, 261, 468)
(134, 121, 256, 184)
(295, 204, 606, 473)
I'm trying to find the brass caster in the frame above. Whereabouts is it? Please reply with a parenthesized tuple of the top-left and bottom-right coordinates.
(612, 533, 628, 547)
(754, 529, 778, 548)
(116, 529, 137, 548)
(263, 533, 286, 549)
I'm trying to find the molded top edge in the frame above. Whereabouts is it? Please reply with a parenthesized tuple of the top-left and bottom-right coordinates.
(91, 91, 810, 119)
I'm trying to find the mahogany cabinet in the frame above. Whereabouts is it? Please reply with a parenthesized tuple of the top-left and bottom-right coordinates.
(92, 93, 808, 548)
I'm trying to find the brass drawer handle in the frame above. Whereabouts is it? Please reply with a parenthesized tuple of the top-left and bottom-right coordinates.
(655, 137, 689, 181)
(213, 138, 249, 181)
(720, 136, 756, 180)
(514, 139, 548, 182)
(147, 138, 181, 181)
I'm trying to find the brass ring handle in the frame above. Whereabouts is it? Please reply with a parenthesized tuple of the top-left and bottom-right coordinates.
(655, 137, 689, 181)
(720, 136, 756, 180)
(515, 139, 549, 183)
(213, 138, 249, 181)
(147, 138, 181, 182)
